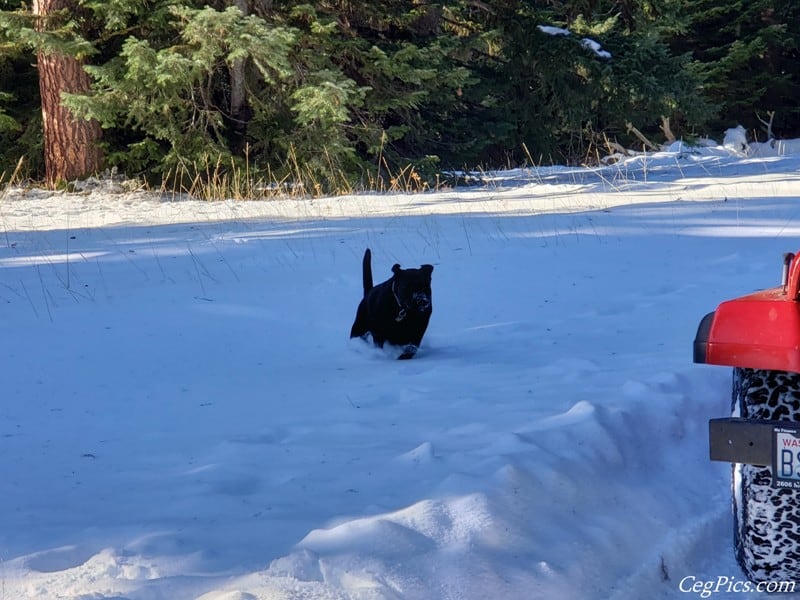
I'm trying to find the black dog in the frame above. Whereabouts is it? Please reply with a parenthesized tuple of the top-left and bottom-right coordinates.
(350, 248, 433, 359)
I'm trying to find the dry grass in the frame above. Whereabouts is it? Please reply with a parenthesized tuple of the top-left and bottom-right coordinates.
(156, 146, 438, 201)
(1, 145, 446, 201)
(0, 156, 29, 190)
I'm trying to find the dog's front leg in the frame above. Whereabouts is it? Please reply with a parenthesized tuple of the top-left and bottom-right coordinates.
(350, 302, 369, 339)
(398, 345, 418, 360)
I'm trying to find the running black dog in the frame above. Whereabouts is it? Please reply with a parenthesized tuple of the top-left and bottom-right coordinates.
(350, 249, 433, 359)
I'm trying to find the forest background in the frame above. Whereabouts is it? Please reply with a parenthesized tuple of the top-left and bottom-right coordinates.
(0, 0, 798, 194)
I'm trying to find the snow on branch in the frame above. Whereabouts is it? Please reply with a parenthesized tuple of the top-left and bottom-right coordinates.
(537, 25, 611, 59)
(537, 25, 570, 37)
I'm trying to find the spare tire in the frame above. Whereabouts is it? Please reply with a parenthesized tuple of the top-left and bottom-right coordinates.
(732, 367, 800, 581)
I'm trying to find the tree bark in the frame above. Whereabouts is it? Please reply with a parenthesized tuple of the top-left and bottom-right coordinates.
(229, 0, 249, 129)
(34, 0, 103, 187)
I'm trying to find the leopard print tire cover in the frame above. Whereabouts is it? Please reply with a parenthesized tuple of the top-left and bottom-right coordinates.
(733, 367, 800, 582)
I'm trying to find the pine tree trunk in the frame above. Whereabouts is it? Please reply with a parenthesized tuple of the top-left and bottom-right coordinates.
(229, 0, 249, 132)
(34, 0, 103, 187)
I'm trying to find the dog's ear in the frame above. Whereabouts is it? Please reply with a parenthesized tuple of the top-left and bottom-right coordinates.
(421, 264, 433, 277)
(391, 264, 402, 275)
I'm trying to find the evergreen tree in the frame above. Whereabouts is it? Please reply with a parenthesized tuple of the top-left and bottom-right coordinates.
(0, 4, 42, 178)
(443, 0, 709, 165)
(275, 1, 471, 185)
(589, 0, 713, 147)
(2, 0, 792, 189)
(62, 2, 297, 183)
(674, 0, 800, 139)
(35, 0, 472, 189)
(34, 0, 103, 186)
(0, 0, 103, 184)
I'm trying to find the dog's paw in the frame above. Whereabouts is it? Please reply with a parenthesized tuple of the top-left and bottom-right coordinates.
(398, 345, 418, 360)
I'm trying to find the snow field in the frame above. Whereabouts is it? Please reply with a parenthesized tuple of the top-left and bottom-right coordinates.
(2, 143, 799, 598)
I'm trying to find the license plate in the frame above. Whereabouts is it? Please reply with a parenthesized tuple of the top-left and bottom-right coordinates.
(773, 425, 800, 489)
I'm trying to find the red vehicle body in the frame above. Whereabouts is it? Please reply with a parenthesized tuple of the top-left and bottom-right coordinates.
(694, 252, 800, 373)
(694, 251, 800, 583)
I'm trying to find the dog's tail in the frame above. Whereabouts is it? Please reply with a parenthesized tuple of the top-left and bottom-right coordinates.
(362, 248, 373, 296)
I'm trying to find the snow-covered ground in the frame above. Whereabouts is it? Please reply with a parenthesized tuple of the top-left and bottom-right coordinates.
(2, 138, 800, 599)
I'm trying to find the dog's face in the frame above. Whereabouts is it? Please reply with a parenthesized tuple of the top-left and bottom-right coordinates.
(391, 263, 433, 313)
